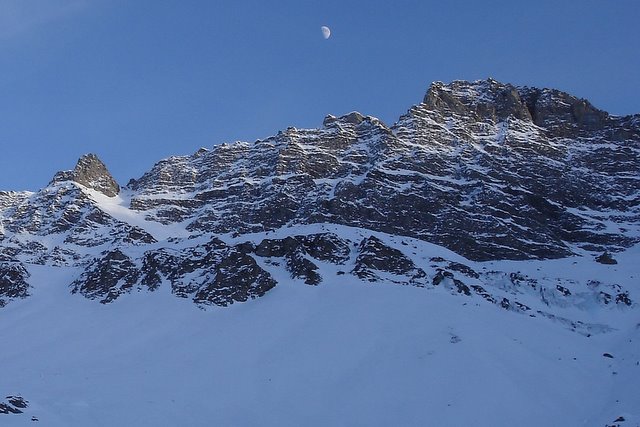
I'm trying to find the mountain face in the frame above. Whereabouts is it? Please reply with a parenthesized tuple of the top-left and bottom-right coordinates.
(127, 79, 639, 260)
(1, 79, 639, 426)
(0, 79, 638, 311)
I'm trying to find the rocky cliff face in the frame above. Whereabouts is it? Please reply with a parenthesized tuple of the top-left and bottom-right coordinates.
(127, 79, 639, 260)
(52, 153, 120, 197)
(0, 79, 637, 331)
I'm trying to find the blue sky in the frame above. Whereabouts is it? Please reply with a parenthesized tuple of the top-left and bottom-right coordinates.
(1, 0, 639, 190)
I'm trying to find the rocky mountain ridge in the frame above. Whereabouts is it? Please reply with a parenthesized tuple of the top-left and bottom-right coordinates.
(125, 79, 640, 260)
(0, 79, 638, 333)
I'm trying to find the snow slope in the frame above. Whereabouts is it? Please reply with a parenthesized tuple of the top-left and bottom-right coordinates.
(1, 237, 638, 426)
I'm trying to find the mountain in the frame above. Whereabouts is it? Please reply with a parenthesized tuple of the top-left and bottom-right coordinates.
(1, 79, 639, 426)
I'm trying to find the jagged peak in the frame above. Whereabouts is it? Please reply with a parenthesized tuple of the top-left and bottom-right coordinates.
(50, 153, 120, 197)
(323, 111, 383, 128)
(426, 78, 514, 97)
(516, 85, 609, 129)
(421, 78, 610, 130)
(193, 147, 210, 157)
(422, 79, 532, 122)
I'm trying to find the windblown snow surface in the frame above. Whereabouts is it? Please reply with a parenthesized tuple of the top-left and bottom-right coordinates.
(1, 224, 639, 426)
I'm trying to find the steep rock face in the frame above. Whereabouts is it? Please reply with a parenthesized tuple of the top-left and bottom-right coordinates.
(0, 182, 155, 266)
(126, 79, 640, 260)
(352, 236, 427, 284)
(156, 238, 278, 306)
(518, 86, 610, 134)
(70, 238, 277, 307)
(390, 80, 639, 259)
(0, 78, 637, 322)
(52, 154, 120, 197)
(422, 79, 533, 122)
(192, 248, 276, 306)
(253, 233, 351, 285)
(254, 236, 322, 285)
(0, 258, 30, 307)
(70, 249, 141, 303)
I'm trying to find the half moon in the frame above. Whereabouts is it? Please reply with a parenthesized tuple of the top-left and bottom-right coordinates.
(321, 26, 331, 39)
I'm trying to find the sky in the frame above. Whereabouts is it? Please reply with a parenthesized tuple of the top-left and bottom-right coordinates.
(0, 0, 639, 191)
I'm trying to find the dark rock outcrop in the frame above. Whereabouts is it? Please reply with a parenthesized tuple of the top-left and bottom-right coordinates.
(193, 248, 276, 306)
(122, 79, 639, 261)
(69, 238, 277, 307)
(595, 251, 618, 265)
(352, 236, 426, 283)
(0, 259, 30, 307)
(254, 233, 351, 285)
(0, 396, 28, 415)
(70, 249, 141, 303)
(52, 154, 120, 197)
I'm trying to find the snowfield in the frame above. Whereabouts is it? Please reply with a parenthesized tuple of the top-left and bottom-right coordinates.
(1, 239, 638, 426)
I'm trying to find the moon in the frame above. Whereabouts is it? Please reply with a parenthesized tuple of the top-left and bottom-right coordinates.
(321, 26, 331, 39)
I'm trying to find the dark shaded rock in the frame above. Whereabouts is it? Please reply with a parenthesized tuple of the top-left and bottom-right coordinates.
(0, 396, 28, 414)
(6, 396, 28, 409)
(524, 194, 562, 220)
(135, 238, 278, 306)
(432, 269, 454, 286)
(163, 242, 229, 298)
(235, 242, 255, 254)
(447, 261, 479, 279)
(556, 285, 571, 296)
(139, 251, 170, 291)
(123, 226, 157, 245)
(254, 233, 350, 285)
(296, 233, 351, 264)
(70, 249, 140, 303)
(595, 251, 618, 265)
(452, 279, 471, 296)
(193, 249, 276, 306)
(0, 260, 30, 307)
(519, 87, 609, 133)
(352, 236, 425, 282)
(286, 250, 321, 286)
(616, 292, 632, 306)
(354, 236, 414, 275)
(254, 237, 299, 258)
(471, 285, 496, 303)
(514, 301, 531, 311)
(509, 272, 539, 290)
(254, 237, 321, 284)
(0, 403, 22, 414)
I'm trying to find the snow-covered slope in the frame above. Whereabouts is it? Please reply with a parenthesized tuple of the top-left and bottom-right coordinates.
(1, 79, 639, 426)
(1, 234, 638, 426)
